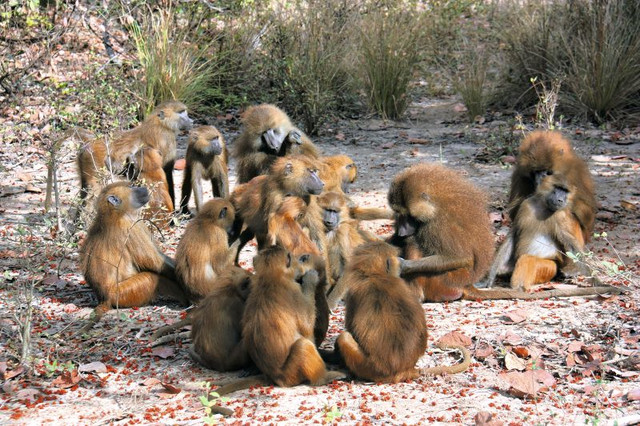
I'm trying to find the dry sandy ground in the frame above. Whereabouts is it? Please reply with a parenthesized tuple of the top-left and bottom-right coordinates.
(0, 97, 639, 425)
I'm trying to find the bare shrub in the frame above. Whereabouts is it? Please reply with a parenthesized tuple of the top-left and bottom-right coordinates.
(453, 42, 491, 122)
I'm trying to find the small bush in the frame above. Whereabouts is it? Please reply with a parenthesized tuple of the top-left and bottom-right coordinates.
(498, 0, 640, 124)
(259, 0, 356, 134)
(127, 4, 221, 117)
(358, 3, 427, 120)
(453, 42, 491, 121)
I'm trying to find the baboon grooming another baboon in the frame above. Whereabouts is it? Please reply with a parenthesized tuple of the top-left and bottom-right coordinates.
(333, 241, 470, 382)
(233, 104, 319, 183)
(179, 125, 229, 215)
(77, 101, 192, 208)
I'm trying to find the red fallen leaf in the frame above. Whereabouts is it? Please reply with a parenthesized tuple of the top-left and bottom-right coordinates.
(4, 365, 25, 380)
(499, 369, 556, 398)
(504, 308, 529, 324)
(500, 331, 522, 346)
(150, 346, 175, 359)
(512, 347, 529, 358)
(174, 158, 186, 170)
(437, 331, 472, 348)
(474, 342, 494, 359)
(453, 103, 467, 112)
(627, 388, 640, 401)
(161, 382, 181, 394)
(0, 362, 6, 375)
(78, 361, 107, 373)
(25, 184, 41, 193)
(474, 411, 503, 426)
(52, 370, 82, 389)
(501, 155, 517, 164)
(335, 132, 345, 141)
(2, 381, 18, 394)
(582, 345, 603, 362)
(567, 341, 584, 352)
(566, 353, 576, 367)
(141, 377, 161, 387)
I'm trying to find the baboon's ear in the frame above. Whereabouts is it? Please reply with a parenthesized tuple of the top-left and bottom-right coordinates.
(219, 206, 228, 219)
(107, 195, 122, 207)
(157, 110, 165, 120)
(284, 162, 294, 175)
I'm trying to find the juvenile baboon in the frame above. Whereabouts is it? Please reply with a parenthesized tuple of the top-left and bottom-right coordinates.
(232, 155, 324, 252)
(79, 182, 188, 332)
(333, 241, 470, 382)
(189, 266, 253, 372)
(77, 101, 192, 207)
(241, 246, 343, 387)
(175, 199, 241, 303)
(233, 104, 319, 183)
(389, 163, 623, 301)
(180, 125, 229, 215)
(317, 192, 371, 307)
(129, 147, 174, 227)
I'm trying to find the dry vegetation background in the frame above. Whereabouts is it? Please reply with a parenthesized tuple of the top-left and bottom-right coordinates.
(0, 0, 639, 424)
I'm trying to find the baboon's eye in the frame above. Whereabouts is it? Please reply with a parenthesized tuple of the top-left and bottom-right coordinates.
(299, 254, 310, 263)
(107, 195, 121, 207)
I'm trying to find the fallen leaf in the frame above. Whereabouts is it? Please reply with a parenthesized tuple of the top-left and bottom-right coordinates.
(499, 369, 556, 398)
(151, 346, 175, 359)
(627, 389, 640, 401)
(453, 103, 467, 113)
(381, 142, 395, 149)
(16, 388, 42, 403)
(500, 331, 523, 346)
(474, 342, 494, 359)
(4, 365, 25, 380)
(501, 155, 517, 164)
(0, 362, 6, 375)
(25, 184, 41, 193)
(437, 331, 472, 348)
(174, 158, 186, 170)
(474, 411, 503, 426)
(621, 200, 636, 211)
(512, 347, 529, 358)
(161, 382, 181, 395)
(335, 132, 345, 141)
(504, 309, 529, 324)
(141, 377, 161, 387)
(504, 352, 526, 371)
(52, 370, 82, 389)
(17, 172, 32, 182)
(78, 361, 107, 373)
(567, 341, 583, 352)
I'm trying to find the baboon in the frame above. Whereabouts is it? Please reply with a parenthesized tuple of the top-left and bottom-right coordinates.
(129, 147, 174, 227)
(233, 104, 319, 183)
(507, 130, 595, 233)
(317, 192, 371, 307)
(79, 182, 188, 332)
(231, 155, 324, 252)
(189, 266, 253, 372)
(179, 125, 229, 215)
(389, 163, 624, 301)
(240, 246, 344, 388)
(319, 154, 393, 221)
(332, 241, 470, 382)
(175, 199, 241, 303)
(77, 101, 192, 207)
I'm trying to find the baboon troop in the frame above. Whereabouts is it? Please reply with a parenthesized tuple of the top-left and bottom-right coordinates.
(74, 101, 625, 403)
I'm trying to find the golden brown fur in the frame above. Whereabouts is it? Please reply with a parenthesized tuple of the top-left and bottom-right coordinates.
(388, 163, 495, 302)
(241, 246, 344, 387)
(175, 199, 240, 303)
(334, 241, 470, 382)
(318, 191, 370, 308)
(180, 125, 229, 215)
(77, 101, 192, 207)
(233, 104, 319, 183)
(189, 267, 253, 371)
(79, 182, 188, 330)
(508, 130, 595, 236)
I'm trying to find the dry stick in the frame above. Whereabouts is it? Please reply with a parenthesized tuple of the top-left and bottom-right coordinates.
(151, 331, 190, 347)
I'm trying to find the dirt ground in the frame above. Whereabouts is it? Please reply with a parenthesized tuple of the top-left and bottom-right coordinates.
(0, 96, 639, 425)
(1, 11, 640, 423)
